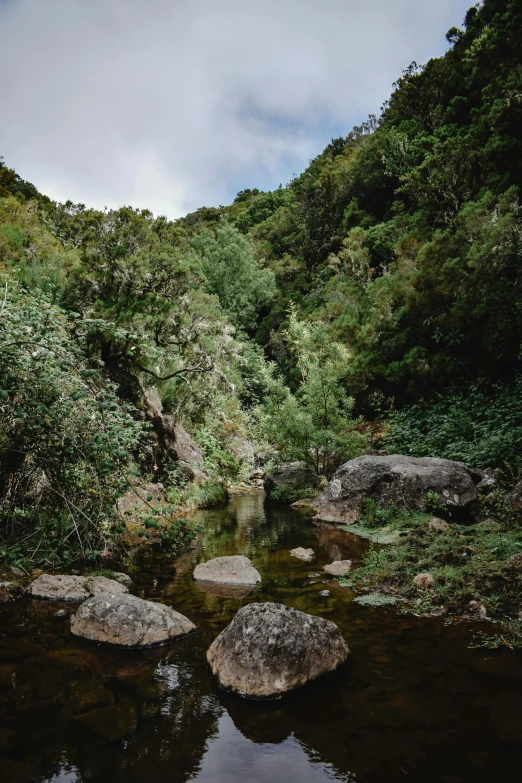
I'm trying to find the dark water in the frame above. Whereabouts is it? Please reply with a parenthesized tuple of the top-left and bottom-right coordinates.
(1, 493, 521, 783)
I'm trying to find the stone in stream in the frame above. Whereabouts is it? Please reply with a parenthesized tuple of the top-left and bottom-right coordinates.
(70, 593, 196, 647)
(30, 574, 90, 601)
(193, 555, 261, 587)
(29, 573, 128, 601)
(290, 547, 315, 561)
(323, 560, 352, 577)
(113, 572, 133, 585)
(206, 602, 349, 698)
(314, 454, 480, 524)
(85, 575, 128, 596)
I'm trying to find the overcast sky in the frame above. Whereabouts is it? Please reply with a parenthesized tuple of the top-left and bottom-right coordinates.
(0, 0, 473, 218)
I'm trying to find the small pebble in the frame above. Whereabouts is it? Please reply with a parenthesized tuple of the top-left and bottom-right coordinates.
(309, 580, 317, 585)
(320, 590, 331, 597)
(55, 609, 68, 618)
(308, 573, 321, 578)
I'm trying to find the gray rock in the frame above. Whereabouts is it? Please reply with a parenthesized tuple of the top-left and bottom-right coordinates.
(314, 454, 479, 524)
(30, 574, 90, 601)
(323, 560, 352, 577)
(264, 462, 316, 499)
(30, 573, 129, 601)
(290, 547, 315, 561)
(319, 590, 331, 597)
(474, 467, 498, 492)
(428, 517, 450, 532)
(206, 602, 349, 698)
(112, 572, 133, 585)
(85, 576, 128, 596)
(142, 386, 207, 482)
(412, 573, 435, 590)
(55, 609, 68, 618)
(193, 555, 261, 587)
(70, 593, 196, 647)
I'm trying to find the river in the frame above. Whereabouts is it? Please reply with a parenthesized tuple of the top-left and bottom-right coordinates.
(0, 493, 520, 782)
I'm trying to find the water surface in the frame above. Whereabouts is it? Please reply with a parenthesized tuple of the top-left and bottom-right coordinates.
(1, 493, 521, 782)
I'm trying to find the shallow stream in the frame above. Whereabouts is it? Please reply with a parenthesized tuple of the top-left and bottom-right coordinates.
(1, 493, 521, 782)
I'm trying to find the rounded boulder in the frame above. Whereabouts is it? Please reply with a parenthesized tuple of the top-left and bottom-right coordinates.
(70, 593, 196, 647)
(193, 555, 261, 587)
(206, 602, 349, 698)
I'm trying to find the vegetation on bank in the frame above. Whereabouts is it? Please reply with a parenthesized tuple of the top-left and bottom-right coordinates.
(2, 0, 522, 583)
(338, 498, 522, 645)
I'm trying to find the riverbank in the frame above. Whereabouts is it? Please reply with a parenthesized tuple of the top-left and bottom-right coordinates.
(334, 508, 522, 647)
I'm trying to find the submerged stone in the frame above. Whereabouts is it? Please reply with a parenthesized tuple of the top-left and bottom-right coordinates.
(323, 560, 352, 577)
(70, 593, 196, 647)
(290, 547, 315, 561)
(193, 555, 261, 586)
(206, 601, 349, 698)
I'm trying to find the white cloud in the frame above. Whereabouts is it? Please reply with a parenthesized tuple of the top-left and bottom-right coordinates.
(0, 0, 472, 217)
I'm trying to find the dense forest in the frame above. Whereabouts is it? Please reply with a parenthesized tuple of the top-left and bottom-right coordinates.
(1, 0, 522, 569)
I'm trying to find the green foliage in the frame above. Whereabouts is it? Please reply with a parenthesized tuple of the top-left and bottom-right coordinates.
(384, 377, 522, 473)
(340, 509, 522, 634)
(352, 593, 398, 607)
(191, 221, 276, 331)
(270, 484, 316, 504)
(0, 278, 144, 565)
(256, 307, 367, 476)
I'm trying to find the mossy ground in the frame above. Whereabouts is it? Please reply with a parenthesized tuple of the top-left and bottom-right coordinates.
(339, 506, 522, 646)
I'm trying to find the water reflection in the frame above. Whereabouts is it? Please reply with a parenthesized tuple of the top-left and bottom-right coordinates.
(189, 713, 356, 782)
(0, 492, 521, 783)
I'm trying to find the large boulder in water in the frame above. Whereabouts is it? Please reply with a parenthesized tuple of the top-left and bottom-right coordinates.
(206, 602, 349, 698)
(70, 593, 196, 647)
(264, 462, 316, 499)
(314, 454, 479, 524)
(193, 555, 261, 586)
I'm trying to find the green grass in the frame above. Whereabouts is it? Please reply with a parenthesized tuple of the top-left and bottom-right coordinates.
(339, 509, 522, 645)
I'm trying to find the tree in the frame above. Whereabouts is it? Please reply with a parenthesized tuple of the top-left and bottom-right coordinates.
(191, 221, 276, 331)
(257, 308, 366, 476)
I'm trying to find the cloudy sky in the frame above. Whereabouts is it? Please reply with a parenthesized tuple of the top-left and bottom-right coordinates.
(0, 0, 472, 218)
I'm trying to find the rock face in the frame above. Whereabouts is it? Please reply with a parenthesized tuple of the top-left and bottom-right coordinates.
(193, 555, 261, 587)
(142, 386, 207, 482)
(264, 462, 316, 499)
(30, 573, 128, 601)
(30, 574, 90, 601)
(206, 602, 349, 698)
(323, 560, 352, 577)
(70, 593, 196, 647)
(314, 455, 479, 524)
(290, 547, 315, 561)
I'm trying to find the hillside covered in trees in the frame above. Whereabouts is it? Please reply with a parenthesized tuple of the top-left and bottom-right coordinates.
(1, 0, 522, 569)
